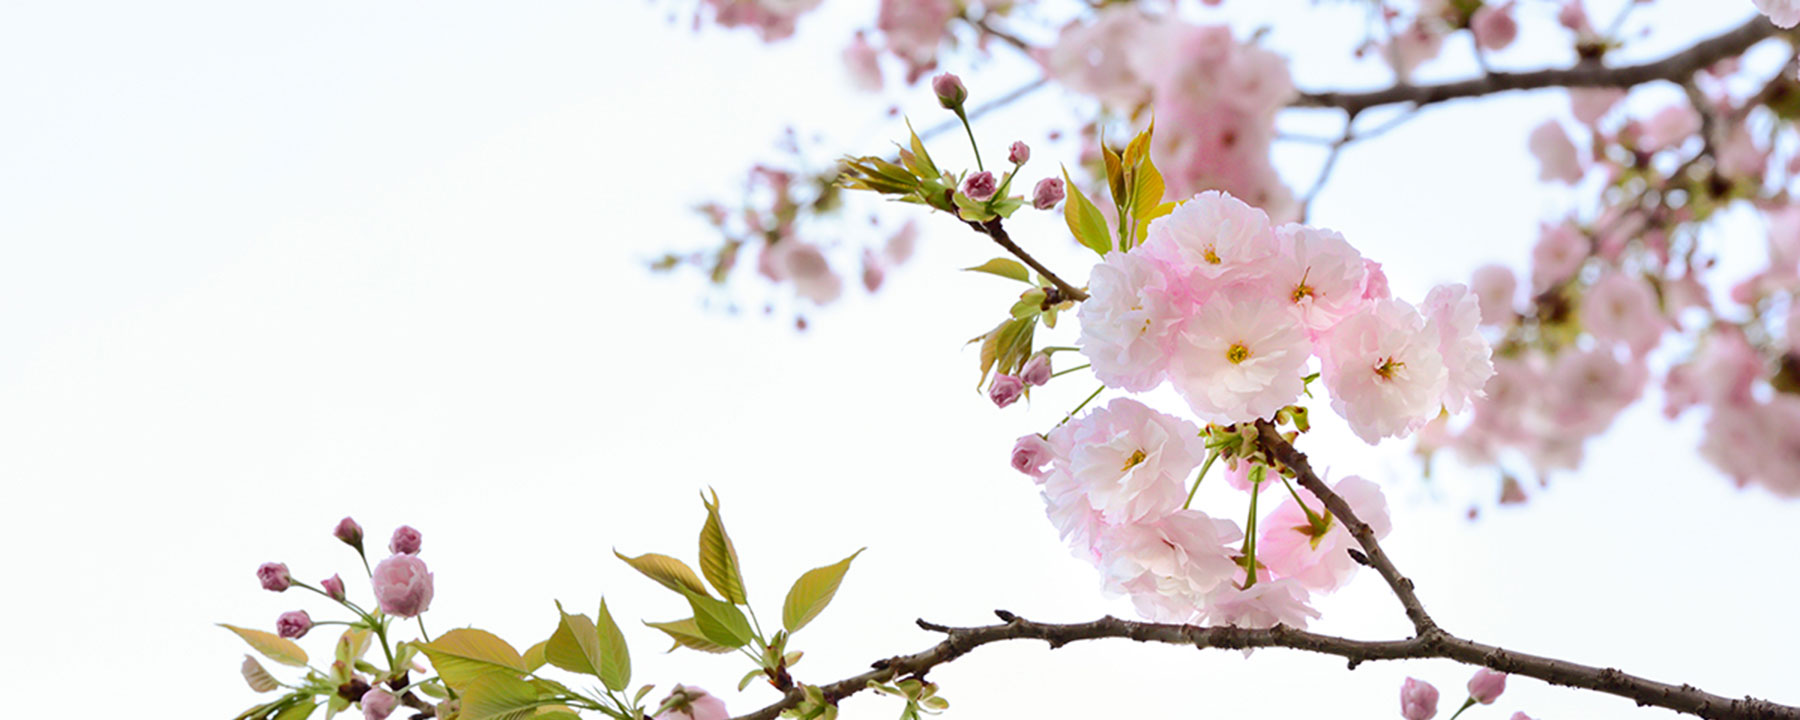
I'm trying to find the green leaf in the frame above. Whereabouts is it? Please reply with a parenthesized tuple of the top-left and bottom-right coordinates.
(905, 118, 940, 179)
(781, 548, 866, 633)
(1010, 290, 1047, 320)
(418, 628, 528, 688)
(962, 258, 1031, 284)
(334, 629, 372, 666)
(219, 624, 309, 668)
(683, 589, 754, 648)
(522, 640, 549, 673)
(1100, 142, 1125, 207)
(644, 618, 735, 654)
(272, 699, 318, 720)
(952, 191, 996, 222)
(1131, 150, 1165, 234)
(545, 603, 600, 677)
(739, 668, 765, 691)
(697, 490, 748, 604)
(1061, 166, 1112, 256)
(459, 674, 540, 720)
(614, 551, 711, 598)
(595, 599, 632, 692)
(535, 713, 582, 720)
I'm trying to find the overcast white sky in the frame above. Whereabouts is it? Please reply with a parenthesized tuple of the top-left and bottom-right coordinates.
(1, 1, 1794, 718)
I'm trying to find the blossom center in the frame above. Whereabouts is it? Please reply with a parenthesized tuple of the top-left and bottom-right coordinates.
(1202, 245, 1221, 264)
(1121, 448, 1148, 472)
(1226, 343, 1252, 365)
(1373, 356, 1405, 380)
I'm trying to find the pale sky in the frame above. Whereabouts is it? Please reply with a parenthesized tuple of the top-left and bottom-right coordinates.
(1, 1, 1794, 718)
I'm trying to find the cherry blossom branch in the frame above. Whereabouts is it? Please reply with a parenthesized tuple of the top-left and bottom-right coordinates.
(962, 217, 1090, 302)
(1294, 15, 1784, 115)
(731, 612, 1800, 720)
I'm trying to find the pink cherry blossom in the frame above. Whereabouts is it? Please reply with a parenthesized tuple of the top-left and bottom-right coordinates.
(1570, 88, 1624, 126)
(842, 32, 883, 92)
(1011, 434, 1054, 479)
(1470, 264, 1517, 326)
(1557, 0, 1592, 32)
(1640, 104, 1701, 153)
(1360, 259, 1391, 301)
(1143, 191, 1276, 286)
(1471, 3, 1518, 51)
(1097, 510, 1243, 622)
(1401, 677, 1440, 720)
(1387, 19, 1446, 81)
(1043, 7, 1154, 110)
(1582, 272, 1664, 356)
(1531, 221, 1588, 292)
(1529, 120, 1584, 184)
(1545, 347, 1647, 436)
(1423, 284, 1495, 415)
(1204, 578, 1320, 629)
(361, 688, 398, 720)
(1321, 299, 1449, 443)
(1077, 250, 1182, 392)
(1270, 223, 1369, 332)
(655, 685, 729, 720)
(1045, 398, 1208, 525)
(1169, 288, 1311, 424)
(372, 554, 435, 618)
(881, 0, 954, 72)
(960, 171, 997, 202)
(701, 0, 822, 42)
(1258, 476, 1391, 592)
(1755, 0, 1800, 28)
(276, 610, 312, 639)
(774, 242, 843, 305)
(1468, 668, 1508, 704)
(389, 525, 421, 555)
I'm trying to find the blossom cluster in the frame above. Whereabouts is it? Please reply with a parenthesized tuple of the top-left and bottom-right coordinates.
(1076, 191, 1493, 443)
(1045, 8, 1298, 220)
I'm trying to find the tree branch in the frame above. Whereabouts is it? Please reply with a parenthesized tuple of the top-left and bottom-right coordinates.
(1293, 16, 1784, 115)
(964, 217, 1090, 302)
(732, 613, 1799, 720)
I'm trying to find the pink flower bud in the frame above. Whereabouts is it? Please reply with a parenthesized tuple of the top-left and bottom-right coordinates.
(932, 72, 966, 109)
(388, 525, 422, 555)
(988, 374, 1024, 408)
(322, 574, 347, 601)
(257, 562, 292, 592)
(1557, 0, 1591, 32)
(961, 171, 997, 202)
(654, 685, 729, 720)
(1471, 3, 1517, 51)
(1020, 354, 1052, 386)
(1510, 714, 1533, 720)
(1032, 177, 1065, 210)
(276, 610, 313, 639)
(1010, 434, 1054, 479)
(1468, 668, 1507, 704)
(372, 554, 435, 618)
(1401, 677, 1440, 720)
(334, 517, 364, 548)
(1008, 141, 1030, 165)
(362, 688, 398, 720)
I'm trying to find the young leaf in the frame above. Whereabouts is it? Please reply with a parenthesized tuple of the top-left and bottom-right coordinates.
(1010, 289, 1047, 320)
(1131, 150, 1165, 233)
(241, 655, 279, 693)
(545, 604, 601, 678)
(271, 699, 318, 720)
(683, 589, 754, 648)
(643, 618, 735, 654)
(595, 598, 632, 692)
(781, 548, 866, 633)
(417, 628, 528, 688)
(522, 640, 549, 673)
(1101, 142, 1125, 207)
(1061, 166, 1113, 256)
(697, 491, 748, 604)
(962, 258, 1031, 284)
(614, 550, 711, 598)
(458, 674, 539, 720)
(905, 118, 940, 179)
(219, 624, 308, 667)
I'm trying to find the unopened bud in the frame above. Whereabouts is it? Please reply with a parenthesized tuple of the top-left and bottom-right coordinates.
(1467, 669, 1507, 704)
(932, 72, 967, 109)
(1020, 354, 1052, 386)
(321, 574, 347, 601)
(961, 171, 997, 202)
(257, 562, 292, 592)
(276, 610, 313, 639)
(1032, 177, 1065, 210)
(988, 374, 1024, 408)
(334, 517, 364, 549)
(1008, 141, 1030, 165)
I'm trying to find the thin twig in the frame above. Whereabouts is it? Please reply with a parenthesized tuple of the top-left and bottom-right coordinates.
(964, 217, 1089, 302)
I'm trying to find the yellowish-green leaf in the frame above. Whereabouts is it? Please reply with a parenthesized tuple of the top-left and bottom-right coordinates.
(522, 640, 549, 673)
(962, 258, 1031, 284)
(698, 491, 747, 604)
(536, 711, 582, 720)
(1131, 149, 1165, 236)
(973, 320, 1003, 389)
(241, 655, 280, 693)
(1124, 120, 1154, 169)
(335, 628, 372, 666)
(1136, 201, 1176, 244)
(271, 699, 318, 720)
(1101, 143, 1125, 206)
(684, 589, 753, 648)
(545, 605, 600, 677)
(614, 551, 710, 598)
(905, 118, 940, 179)
(1010, 290, 1047, 319)
(1061, 166, 1112, 256)
(219, 624, 308, 668)
(595, 598, 632, 692)
(418, 628, 528, 688)
(645, 618, 735, 654)
(460, 674, 540, 720)
(781, 548, 865, 633)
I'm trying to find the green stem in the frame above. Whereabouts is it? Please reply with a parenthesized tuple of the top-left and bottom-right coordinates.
(371, 616, 398, 676)
(1241, 465, 1266, 589)
(356, 547, 373, 578)
(1058, 385, 1105, 426)
(1050, 363, 1091, 379)
(1040, 345, 1080, 353)
(1182, 450, 1220, 510)
(1277, 473, 1326, 530)
(1448, 697, 1478, 720)
(955, 109, 984, 171)
(416, 616, 432, 643)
